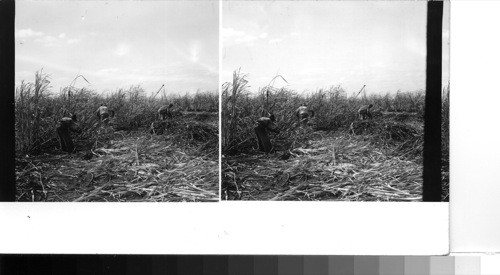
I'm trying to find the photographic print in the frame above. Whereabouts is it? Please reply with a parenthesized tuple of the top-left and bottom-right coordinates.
(222, 1, 450, 201)
(1, 1, 451, 256)
(14, 1, 219, 202)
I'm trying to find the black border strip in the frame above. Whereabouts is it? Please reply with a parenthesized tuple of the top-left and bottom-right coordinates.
(0, 0, 16, 201)
(423, 1, 444, 202)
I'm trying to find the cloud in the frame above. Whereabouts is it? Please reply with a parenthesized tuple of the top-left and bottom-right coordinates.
(235, 35, 258, 44)
(16, 29, 79, 47)
(190, 41, 200, 63)
(267, 31, 302, 45)
(15, 28, 43, 38)
(223, 27, 299, 48)
(34, 35, 59, 47)
(406, 35, 426, 58)
(114, 43, 131, 56)
(15, 70, 34, 83)
(221, 27, 246, 38)
(268, 38, 283, 44)
(199, 62, 218, 76)
(31, 33, 81, 47)
(67, 38, 80, 45)
(16, 54, 84, 75)
(222, 27, 267, 47)
(96, 68, 120, 75)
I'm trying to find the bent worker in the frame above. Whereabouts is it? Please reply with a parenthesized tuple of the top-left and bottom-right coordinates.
(56, 113, 82, 153)
(358, 104, 373, 120)
(96, 103, 111, 123)
(296, 103, 315, 124)
(254, 113, 280, 153)
(158, 104, 174, 120)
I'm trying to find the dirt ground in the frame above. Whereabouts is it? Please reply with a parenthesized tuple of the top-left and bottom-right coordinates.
(16, 124, 219, 202)
(222, 119, 424, 201)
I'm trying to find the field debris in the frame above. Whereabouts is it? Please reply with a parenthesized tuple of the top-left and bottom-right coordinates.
(16, 129, 218, 202)
(150, 113, 218, 149)
(223, 131, 422, 201)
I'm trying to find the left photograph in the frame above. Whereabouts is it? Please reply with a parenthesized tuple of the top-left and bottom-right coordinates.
(14, 1, 219, 202)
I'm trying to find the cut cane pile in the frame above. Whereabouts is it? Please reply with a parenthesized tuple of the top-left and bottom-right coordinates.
(150, 112, 218, 153)
(16, 116, 219, 202)
(222, 117, 424, 201)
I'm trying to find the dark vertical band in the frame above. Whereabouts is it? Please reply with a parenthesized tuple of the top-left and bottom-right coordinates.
(0, 1, 16, 201)
(423, 1, 443, 202)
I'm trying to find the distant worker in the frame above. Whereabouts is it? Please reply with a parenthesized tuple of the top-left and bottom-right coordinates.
(96, 103, 115, 124)
(254, 113, 280, 153)
(295, 103, 315, 124)
(358, 104, 373, 120)
(158, 104, 174, 120)
(56, 113, 82, 153)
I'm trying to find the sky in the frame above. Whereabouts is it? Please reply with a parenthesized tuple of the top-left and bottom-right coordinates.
(15, 1, 219, 95)
(222, 1, 450, 95)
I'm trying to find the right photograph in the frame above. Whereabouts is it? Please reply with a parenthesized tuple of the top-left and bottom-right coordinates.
(221, 1, 449, 201)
